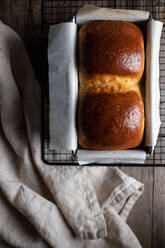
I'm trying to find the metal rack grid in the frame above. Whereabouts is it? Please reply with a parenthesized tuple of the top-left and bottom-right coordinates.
(41, 0, 165, 165)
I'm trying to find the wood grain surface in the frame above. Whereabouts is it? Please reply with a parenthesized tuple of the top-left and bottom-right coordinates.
(121, 167, 154, 248)
(0, 1, 165, 248)
(152, 168, 165, 248)
(0, 0, 42, 81)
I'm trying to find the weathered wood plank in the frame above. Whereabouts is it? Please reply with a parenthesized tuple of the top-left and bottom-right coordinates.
(0, 0, 41, 39)
(153, 167, 165, 248)
(121, 167, 154, 248)
(0, 0, 42, 81)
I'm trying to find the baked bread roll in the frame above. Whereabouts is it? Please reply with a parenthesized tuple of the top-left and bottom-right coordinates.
(78, 20, 144, 150)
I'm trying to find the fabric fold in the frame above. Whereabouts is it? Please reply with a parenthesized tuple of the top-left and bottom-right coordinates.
(104, 207, 142, 248)
(0, 22, 107, 240)
(0, 21, 144, 248)
(88, 167, 144, 221)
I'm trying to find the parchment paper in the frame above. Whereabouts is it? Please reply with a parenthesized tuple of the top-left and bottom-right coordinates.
(76, 4, 150, 24)
(48, 23, 78, 150)
(145, 19, 163, 152)
(77, 150, 147, 165)
(48, 5, 163, 164)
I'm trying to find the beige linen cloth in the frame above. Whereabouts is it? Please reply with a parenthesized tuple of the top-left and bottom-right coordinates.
(0, 21, 144, 248)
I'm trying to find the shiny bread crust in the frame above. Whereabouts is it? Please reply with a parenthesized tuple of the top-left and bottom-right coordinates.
(78, 20, 145, 150)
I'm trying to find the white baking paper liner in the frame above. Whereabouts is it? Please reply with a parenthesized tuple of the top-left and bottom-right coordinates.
(48, 5, 163, 164)
(48, 23, 78, 150)
(144, 19, 163, 152)
(76, 4, 150, 24)
(77, 150, 147, 165)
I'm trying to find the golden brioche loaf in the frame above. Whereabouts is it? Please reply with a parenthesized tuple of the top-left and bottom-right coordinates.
(78, 20, 144, 150)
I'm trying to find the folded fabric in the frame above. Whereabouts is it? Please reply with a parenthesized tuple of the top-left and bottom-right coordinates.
(0, 21, 144, 248)
(0, 22, 107, 240)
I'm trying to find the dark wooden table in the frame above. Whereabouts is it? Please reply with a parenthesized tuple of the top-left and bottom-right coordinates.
(0, 1, 165, 248)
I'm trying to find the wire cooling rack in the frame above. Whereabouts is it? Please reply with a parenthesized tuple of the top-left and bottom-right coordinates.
(41, 0, 165, 165)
